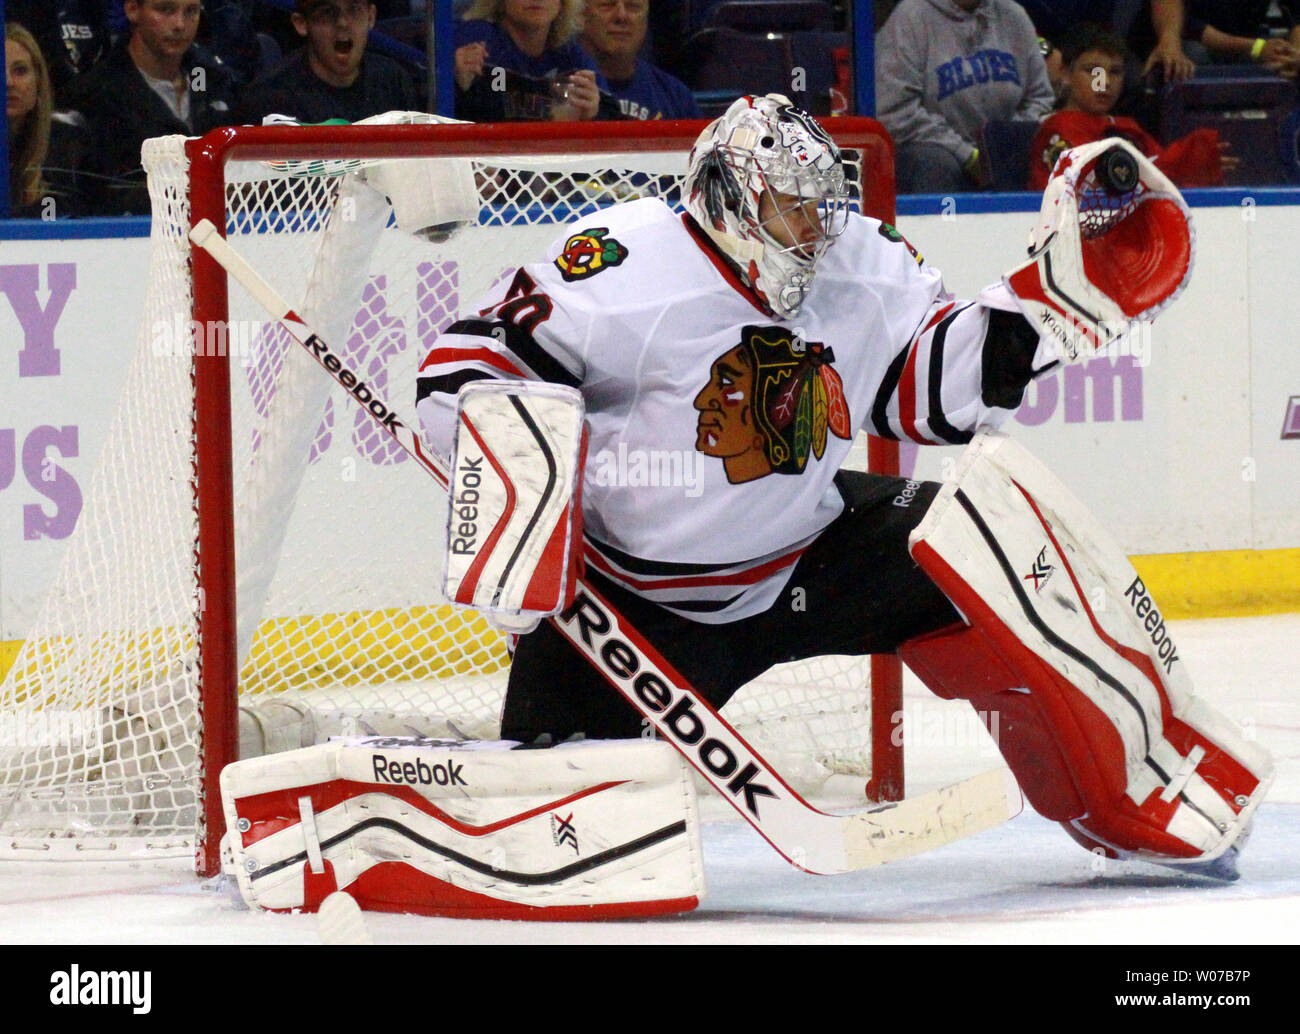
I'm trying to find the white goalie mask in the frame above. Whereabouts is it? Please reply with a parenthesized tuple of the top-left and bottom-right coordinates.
(685, 94, 851, 319)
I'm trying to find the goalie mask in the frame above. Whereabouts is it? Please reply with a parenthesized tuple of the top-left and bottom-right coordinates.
(686, 94, 851, 319)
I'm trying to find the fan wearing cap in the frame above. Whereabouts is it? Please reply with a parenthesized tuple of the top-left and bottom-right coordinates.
(237, 0, 417, 125)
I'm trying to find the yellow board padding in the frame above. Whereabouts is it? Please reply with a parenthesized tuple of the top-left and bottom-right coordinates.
(238, 604, 509, 694)
(0, 626, 197, 708)
(0, 639, 20, 686)
(1, 552, 1297, 688)
(1129, 548, 1300, 620)
(0, 604, 510, 697)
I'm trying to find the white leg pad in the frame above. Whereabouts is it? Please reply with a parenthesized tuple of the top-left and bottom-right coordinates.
(908, 429, 1272, 868)
(220, 737, 704, 920)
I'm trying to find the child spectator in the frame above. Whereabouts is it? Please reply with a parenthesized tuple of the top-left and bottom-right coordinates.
(1027, 22, 1231, 190)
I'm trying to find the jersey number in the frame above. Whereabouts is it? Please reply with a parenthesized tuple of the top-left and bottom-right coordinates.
(480, 269, 553, 335)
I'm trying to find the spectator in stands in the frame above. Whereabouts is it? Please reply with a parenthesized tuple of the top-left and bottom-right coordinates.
(6, 1, 112, 107)
(1128, 0, 1298, 80)
(6, 22, 50, 214)
(6, 22, 89, 217)
(1040, 35, 1068, 99)
(580, 0, 701, 119)
(1027, 22, 1231, 189)
(205, 0, 272, 90)
(875, 0, 1055, 193)
(1181, 0, 1299, 75)
(237, 1, 419, 124)
(1125, 0, 1195, 81)
(454, 0, 603, 121)
(1014, 4, 1117, 99)
(68, 0, 233, 215)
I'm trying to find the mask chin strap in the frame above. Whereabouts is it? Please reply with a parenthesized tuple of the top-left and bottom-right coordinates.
(700, 223, 764, 264)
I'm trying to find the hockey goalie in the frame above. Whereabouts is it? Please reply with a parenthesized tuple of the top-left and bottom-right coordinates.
(221, 96, 1270, 918)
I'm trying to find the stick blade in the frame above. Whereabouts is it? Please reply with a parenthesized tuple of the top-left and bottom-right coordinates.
(317, 891, 373, 945)
(842, 767, 1023, 870)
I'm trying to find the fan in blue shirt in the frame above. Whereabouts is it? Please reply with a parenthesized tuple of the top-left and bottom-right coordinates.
(580, 0, 702, 119)
(455, 0, 604, 120)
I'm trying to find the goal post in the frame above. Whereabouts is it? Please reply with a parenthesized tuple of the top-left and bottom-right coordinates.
(0, 117, 903, 877)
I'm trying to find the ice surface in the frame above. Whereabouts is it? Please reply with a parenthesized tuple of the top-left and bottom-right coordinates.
(0, 614, 1295, 946)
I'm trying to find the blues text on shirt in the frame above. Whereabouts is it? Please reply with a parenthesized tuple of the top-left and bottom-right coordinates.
(935, 49, 1022, 100)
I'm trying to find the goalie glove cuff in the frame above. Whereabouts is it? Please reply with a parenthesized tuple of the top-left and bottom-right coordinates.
(980, 309, 1053, 410)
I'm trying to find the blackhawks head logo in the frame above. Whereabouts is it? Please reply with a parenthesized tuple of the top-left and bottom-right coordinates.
(554, 227, 628, 281)
(694, 326, 852, 484)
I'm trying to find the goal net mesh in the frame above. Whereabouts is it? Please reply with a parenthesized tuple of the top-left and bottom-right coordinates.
(0, 119, 884, 862)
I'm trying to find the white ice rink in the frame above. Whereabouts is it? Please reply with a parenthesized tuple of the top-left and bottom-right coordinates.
(1, 613, 1296, 947)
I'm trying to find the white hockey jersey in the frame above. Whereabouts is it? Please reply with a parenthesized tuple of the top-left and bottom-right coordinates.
(416, 197, 1038, 622)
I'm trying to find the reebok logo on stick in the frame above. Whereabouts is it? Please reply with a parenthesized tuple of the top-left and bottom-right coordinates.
(558, 589, 778, 818)
(299, 323, 403, 435)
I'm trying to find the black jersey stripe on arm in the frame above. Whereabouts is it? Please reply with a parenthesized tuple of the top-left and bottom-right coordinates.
(447, 317, 581, 389)
(926, 305, 975, 446)
(415, 368, 495, 407)
(981, 309, 1055, 410)
(869, 344, 909, 440)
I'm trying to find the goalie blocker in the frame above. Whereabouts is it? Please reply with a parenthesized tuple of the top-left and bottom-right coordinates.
(902, 430, 1272, 877)
(444, 381, 587, 632)
(221, 737, 704, 919)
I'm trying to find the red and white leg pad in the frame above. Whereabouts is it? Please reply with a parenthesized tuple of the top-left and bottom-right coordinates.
(903, 430, 1272, 869)
(220, 737, 704, 920)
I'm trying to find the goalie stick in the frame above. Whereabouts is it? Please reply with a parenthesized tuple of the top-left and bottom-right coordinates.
(189, 218, 1022, 875)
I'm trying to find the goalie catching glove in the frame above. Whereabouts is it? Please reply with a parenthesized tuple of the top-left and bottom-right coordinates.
(1004, 138, 1193, 363)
